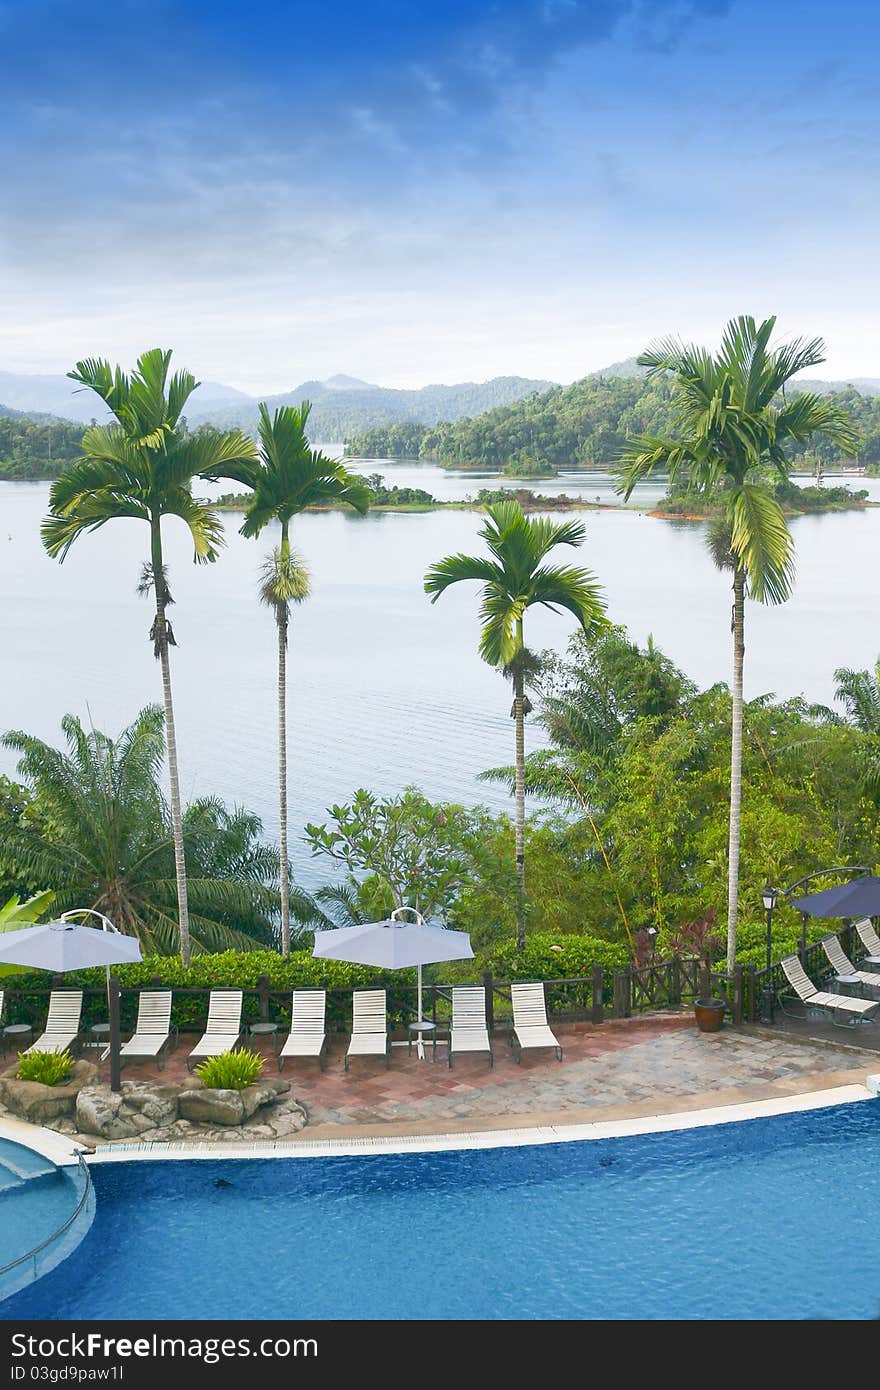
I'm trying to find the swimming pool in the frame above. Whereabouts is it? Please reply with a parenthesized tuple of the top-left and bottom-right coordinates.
(3, 1101, 880, 1320)
(0, 1138, 93, 1302)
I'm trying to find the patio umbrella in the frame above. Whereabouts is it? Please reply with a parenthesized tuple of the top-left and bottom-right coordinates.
(0, 915, 142, 1091)
(312, 908, 473, 1058)
(789, 875, 880, 918)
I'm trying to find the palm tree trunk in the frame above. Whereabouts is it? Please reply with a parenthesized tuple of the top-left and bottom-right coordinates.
(514, 617, 526, 951)
(726, 565, 746, 971)
(278, 520, 291, 957)
(277, 607, 290, 957)
(150, 517, 191, 965)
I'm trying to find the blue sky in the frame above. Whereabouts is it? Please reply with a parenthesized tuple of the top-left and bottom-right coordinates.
(1, 0, 878, 390)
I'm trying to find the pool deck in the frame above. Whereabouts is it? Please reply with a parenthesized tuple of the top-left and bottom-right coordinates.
(36, 1012, 880, 1151)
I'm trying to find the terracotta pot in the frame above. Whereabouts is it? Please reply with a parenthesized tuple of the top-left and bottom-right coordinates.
(694, 997, 726, 1033)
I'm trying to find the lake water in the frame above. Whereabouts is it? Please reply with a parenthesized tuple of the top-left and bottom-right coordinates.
(0, 464, 877, 884)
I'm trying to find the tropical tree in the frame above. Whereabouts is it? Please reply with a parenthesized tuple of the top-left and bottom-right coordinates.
(0, 890, 55, 932)
(40, 349, 258, 963)
(1, 707, 312, 954)
(424, 500, 607, 948)
(618, 315, 859, 968)
(834, 656, 880, 798)
(227, 402, 370, 956)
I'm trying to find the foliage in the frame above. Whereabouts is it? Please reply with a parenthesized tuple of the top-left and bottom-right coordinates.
(305, 788, 506, 919)
(195, 1050, 263, 1090)
(486, 933, 629, 979)
(0, 890, 55, 932)
(344, 372, 875, 471)
(482, 626, 880, 950)
(0, 415, 85, 480)
(1, 706, 314, 953)
(16, 1050, 73, 1085)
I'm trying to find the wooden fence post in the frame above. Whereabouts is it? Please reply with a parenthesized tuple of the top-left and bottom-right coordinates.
(591, 965, 604, 1025)
(612, 969, 629, 1018)
(670, 956, 682, 1007)
(258, 973, 270, 1022)
(482, 969, 494, 1033)
(150, 974, 162, 988)
(731, 965, 744, 1025)
(747, 963, 757, 1023)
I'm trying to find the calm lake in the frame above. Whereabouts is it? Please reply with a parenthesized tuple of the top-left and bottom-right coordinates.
(1, 463, 877, 884)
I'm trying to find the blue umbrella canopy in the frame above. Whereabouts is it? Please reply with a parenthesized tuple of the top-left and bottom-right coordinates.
(789, 875, 880, 919)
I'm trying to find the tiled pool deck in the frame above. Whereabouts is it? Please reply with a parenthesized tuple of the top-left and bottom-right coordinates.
(87, 1013, 879, 1142)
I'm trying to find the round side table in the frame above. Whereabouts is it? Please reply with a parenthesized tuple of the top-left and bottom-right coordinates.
(249, 1021, 280, 1055)
(2, 1023, 34, 1054)
(407, 1019, 437, 1061)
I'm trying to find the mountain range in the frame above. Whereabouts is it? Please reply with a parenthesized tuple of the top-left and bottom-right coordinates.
(1, 363, 879, 439)
(0, 370, 554, 438)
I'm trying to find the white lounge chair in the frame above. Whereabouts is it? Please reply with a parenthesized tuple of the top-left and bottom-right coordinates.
(779, 956, 878, 1026)
(24, 990, 82, 1055)
(449, 986, 493, 1068)
(279, 990, 328, 1072)
(855, 918, 880, 968)
(820, 936, 880, 996)
(119, 991, 176, 1070)
(345, 989, 389, 1071)
(510, 982, 563, 1062)
(186, 990, 244, 1069)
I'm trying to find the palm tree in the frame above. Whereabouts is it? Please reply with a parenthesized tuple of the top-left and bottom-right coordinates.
(229, 403, 370, 956)
(618, 315, 859, 968)
(41, 349, 257, 964)
(2, 707, 316, 953)
(424, 500, 607, 949)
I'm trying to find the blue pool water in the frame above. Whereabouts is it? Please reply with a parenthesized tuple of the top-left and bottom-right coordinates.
(3, 1102, 880, 1320)
(0, 1139, 81, 1269)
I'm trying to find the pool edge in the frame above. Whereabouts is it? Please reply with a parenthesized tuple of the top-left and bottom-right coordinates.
(86, 1080, 878, 1163)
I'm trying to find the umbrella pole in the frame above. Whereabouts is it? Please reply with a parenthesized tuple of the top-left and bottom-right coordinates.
(417, 963, 424, 1061)
(108, 971, 122, 1093)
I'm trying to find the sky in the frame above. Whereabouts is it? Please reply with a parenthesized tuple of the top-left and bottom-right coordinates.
(1, 0, 878, 392)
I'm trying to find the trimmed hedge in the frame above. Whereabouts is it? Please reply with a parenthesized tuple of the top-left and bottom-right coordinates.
(0, 950, 423, 1032)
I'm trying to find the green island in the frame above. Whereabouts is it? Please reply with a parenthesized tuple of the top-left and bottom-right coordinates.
(345, 374, 880, 474)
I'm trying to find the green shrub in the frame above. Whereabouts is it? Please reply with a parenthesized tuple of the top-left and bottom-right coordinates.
(486, 933, 630, 980)
(195, 1050, 264, 1090)
(16, 1050, 73, 1085)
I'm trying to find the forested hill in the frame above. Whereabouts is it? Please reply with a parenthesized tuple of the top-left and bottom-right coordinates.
(0, 412, 85, 479)
(345, 377, 880, 469)
(185, 374, 554, 437)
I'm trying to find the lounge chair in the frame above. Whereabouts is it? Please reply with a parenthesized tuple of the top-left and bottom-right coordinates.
(510, 982, 563, 1062)
(279, 990, 328, 1072)
(449, 986, 493, 1068)
(345, 989, 390, 1071)
(186, 990, 244, 1069)
(820, 935, 880, 996)
(24, 990, 82, 1055)
(779, 955, 878, 1026)
(855, 918, 880, 968)
(119, 991, 177, 1070)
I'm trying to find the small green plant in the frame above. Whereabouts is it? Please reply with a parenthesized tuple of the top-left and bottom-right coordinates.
(16, 1050, 73, 1085)
(195, 1050, 263, 1090)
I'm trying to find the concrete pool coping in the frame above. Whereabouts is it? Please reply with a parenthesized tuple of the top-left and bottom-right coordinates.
(84, 1070, 880, 1162)
(0, 1115, 86, 1168)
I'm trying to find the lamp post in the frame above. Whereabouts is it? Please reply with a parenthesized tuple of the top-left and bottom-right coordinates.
(60, 908, 124, 1093)
(761, 881, 778, 1023)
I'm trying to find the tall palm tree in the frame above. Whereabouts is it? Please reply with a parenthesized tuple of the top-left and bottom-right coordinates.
(424, 500, 607, 949)
(40, 348, 257, 964)
(229, 402, 370, 956)
(618, 315, 859, 968)
(2, 707, 314, 952)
